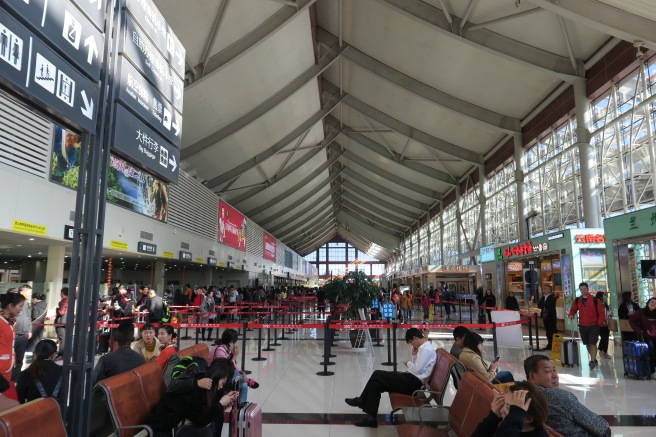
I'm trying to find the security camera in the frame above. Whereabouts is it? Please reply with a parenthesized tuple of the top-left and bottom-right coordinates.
(634, 42, 645, 60)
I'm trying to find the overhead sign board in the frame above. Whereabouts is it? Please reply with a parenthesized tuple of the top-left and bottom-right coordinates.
(4, 0, 105, 80)
(0, 8, 99, 133)
(70, 0, 105, 31)
(207, 257, 217, 266)
(124, 0, 184, 78)
(179, 251, 192, 261)
(112, 104, 179, 183)
(119, 14, 183, 112)
(64, 225, 75, 240)
(137, 241, 157, 255)
(116, 56, 182, 146)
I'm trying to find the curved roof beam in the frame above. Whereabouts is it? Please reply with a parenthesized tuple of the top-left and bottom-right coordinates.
(342, 149, 442, 201)
(282, 205, 341, 242)
(342, 180, 419, 219)
(205, 97, 342, 189)
(341, 191, 414, 227)
(228, 127, 345, 204)
(264, 180, 343, 231)
(295, 225, 338, 255)
(336, 225, 374, 253)
(287, 213, 338, 246)
(337, 211, 399, 251)
(375, 0, 582, 80)
(183, 46, 343, 160)
(341, 199, 406, 233)
(323, 80, 483, 165)
(327, 116, 457, 186)
(318, 29, 521, 134)
(527, 0, 656, 50)
(244, 152, 344, 216)
(189, 0, 318, 85)
(343, 167, 431, 211)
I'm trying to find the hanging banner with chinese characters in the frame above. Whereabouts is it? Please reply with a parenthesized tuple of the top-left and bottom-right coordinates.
(218, 200, 246, 251)
(263, 232, 276, 261)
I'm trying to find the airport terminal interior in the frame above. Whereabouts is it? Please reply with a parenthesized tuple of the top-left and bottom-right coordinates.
(2, 0, 656, 436)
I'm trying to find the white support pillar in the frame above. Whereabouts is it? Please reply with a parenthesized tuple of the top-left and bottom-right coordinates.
(45, 246, 66, 312)
(479, 165, 487, 248)
(153, 260, 166, 295)
(573, 78, 601, 228)
(514, 133, 528, 241)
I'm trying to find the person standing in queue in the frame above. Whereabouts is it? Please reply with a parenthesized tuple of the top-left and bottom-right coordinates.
(0, 293, 26, 391)
(11, 285, 32, 380)
(54, 288, 68, 360)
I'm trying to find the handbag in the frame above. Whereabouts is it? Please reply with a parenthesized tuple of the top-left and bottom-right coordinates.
(607, 316, 618, 332)
(619, 319, 632, 332)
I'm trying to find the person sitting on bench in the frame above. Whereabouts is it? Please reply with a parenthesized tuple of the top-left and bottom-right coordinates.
(450, 325, 470, 358)
(460, 332, 515, 383)
(344, 328, 437, 428)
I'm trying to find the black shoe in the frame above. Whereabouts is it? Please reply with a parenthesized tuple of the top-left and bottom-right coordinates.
(345, 397, 362, 407)
(354, 417, 377, 428)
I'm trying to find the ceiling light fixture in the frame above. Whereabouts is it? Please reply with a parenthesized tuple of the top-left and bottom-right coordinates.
(28, 238, 35, 241)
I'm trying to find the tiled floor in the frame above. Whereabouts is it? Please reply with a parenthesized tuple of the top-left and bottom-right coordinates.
(170, 316, 656, 437)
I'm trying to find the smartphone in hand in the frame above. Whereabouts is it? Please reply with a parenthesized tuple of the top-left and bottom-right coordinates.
(494, 356, 501, 362)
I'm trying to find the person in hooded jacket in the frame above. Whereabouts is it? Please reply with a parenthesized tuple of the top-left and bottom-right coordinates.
(629, 297, 656, 379)
(27, 294, 47, 353)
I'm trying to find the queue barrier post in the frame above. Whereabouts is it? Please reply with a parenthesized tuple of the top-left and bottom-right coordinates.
(492, 322, 498, 358)
(534, 314, 540, 350)
(458, 301, 462, 323)
(279, 311, 290, 340)
(241, 321, 251, 375)
(252, 327, 266, 361)
(317, 320, 335, 376)
(392, 322, 398, 373)
(469, 302, 473, 322)
(272, 309, 281, 346)
(194, 312, 200, 345)
(528, 315, 534, 351)
(381, 321, 393, 366)
(263, 326, 275, 351)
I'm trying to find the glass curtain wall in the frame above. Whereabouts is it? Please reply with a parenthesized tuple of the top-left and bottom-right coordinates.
(486, 161, 518, 245)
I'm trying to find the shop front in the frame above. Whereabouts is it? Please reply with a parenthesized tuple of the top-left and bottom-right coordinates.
(487, 229, 607, 330)
(604, 206, 656, 313)
(395, 265, 480, 295)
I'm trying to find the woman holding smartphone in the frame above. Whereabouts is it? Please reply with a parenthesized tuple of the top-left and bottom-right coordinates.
(211, 329, 259, 405)
(460, 332, 515, 384)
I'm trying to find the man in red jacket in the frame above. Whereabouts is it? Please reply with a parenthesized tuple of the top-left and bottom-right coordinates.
(568, 282, 605, 369)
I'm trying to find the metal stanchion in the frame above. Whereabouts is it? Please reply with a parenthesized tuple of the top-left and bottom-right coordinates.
(469, 303, 473, 322)
(534, 314, 541, 350)
(492, 322, 498, 358)
(181, 310, 191, 340)
(458, 301, 462, 323)
(241, 322, 251, 375)
(252, 328, 266, 361)
(263, 326, 275, 351)
(272, 309, 281, 346)
(317, 320, 335, 376)
(381, 321, 393, 366)
(392, 322, 398, 373)
(279, 310, 290, 340)
(528, 316, 534, 351)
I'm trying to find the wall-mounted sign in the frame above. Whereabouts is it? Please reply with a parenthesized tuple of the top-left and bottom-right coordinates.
(179, 251, 192, 261)
(12, 220, 46, 236)
(479, 245, 496, 263)
(207, 257, 217, 266)
(110, 240, 128, 250)
(64, 225, 74, 240)
(195, 257, 204, 264)
(226, 261, 235, 269)
(498, 241, 549, 259)
(507, 262, 523, 272)
(547, 233, 564, 241)
(574, 233, 605, 244)
(218, 201, 246, 251)
(263, 232, 276, 261)
(163, 251, 174, 259)
(137, 241, 157, 255)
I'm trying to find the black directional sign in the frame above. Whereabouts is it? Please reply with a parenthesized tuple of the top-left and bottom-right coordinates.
(117, 56, 182, 146)
(112, 103, 179, 183)
(179, 251, 192, 261)
(4, 0, 104, 80)
(207, 257, 217, 267)
(137, 241, 157, 255)
(64, 225, 75, 240)
(0, 8, 99, 133)
(120, 14, 183, 112)
(70, 0, 105, 32)
(124, 0, 185, 78)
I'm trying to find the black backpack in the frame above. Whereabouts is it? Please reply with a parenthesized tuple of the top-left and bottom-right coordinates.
(171, 356, 208, 381)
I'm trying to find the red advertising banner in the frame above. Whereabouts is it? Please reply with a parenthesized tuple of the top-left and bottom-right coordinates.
(218, 201, 247, 251)
(263, 232, 277, 261)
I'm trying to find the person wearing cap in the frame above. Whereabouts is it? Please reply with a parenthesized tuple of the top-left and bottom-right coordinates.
(344, 328, 437, 428)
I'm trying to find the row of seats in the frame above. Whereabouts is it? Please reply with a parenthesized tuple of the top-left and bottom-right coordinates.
(0, 343, 210, 437)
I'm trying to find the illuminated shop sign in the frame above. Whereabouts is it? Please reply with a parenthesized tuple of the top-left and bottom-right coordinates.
(497, 241, 549, 259)
(574, 234, 605, 243)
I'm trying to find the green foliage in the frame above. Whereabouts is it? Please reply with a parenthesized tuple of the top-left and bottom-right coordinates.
(323, 271, 379, 319)
(61, 165, 79, 189)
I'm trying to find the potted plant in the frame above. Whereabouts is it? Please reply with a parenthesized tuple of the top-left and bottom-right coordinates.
(323, 271, 379, 348)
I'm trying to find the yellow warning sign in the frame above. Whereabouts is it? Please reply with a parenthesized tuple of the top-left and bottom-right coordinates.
(109, 240, 128, 250)
(195, 257, 204, 264)
(163, 251, 174, 259)
(551, 333, 564, 362)
(12, 220, 47, 236)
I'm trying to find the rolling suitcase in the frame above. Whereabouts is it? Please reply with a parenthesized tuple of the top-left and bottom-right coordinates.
(623, 335, 651, 379)
(561, 328, 579, 367)
(229, 402, 262, 437)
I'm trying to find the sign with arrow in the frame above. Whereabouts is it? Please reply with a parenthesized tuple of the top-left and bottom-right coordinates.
(0, 7, 100, 133)
(4, 0, 105, 81)
(112, 103, 179, 183)
(70, 0, 105, 32)
(119, 14, 184, 111)
(124, 0, 184, 78)
(116, 55, 182, 146)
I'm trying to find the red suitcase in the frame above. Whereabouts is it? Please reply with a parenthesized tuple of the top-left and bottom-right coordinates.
(229, 402, 262, 437)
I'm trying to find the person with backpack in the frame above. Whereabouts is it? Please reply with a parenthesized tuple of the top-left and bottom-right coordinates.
(568, 282, 605, 370)
(211, 329, 259, 405)
(148, 358, 239, 437)
(16, 340, 62, 403)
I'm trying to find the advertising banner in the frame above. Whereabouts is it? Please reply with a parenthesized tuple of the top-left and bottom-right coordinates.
(50, 125, 169, 222)
(263, 232, 276, 261)
(218, 200, 246, 251)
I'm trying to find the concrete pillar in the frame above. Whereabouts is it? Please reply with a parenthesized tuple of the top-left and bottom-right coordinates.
(204, 266, 213, 287)
(45, 246, 66, 312)
(479, 165, 487, 247)
(153, 260, 166, 295)
(573, 78, 601, 228)
(514, 133, 528, 241)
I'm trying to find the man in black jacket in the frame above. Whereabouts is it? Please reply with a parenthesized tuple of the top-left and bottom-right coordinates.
(538, 285, 558, 350)
(144, 288, 164, 325)
(92, 321, 144, 386)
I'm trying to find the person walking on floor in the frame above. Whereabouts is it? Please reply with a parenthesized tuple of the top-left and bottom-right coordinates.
(595, 292, 611, 359)
(568, 282, 605, 370)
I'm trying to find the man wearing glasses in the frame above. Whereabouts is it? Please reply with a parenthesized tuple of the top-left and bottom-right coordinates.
(344, 328, 437, 428)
